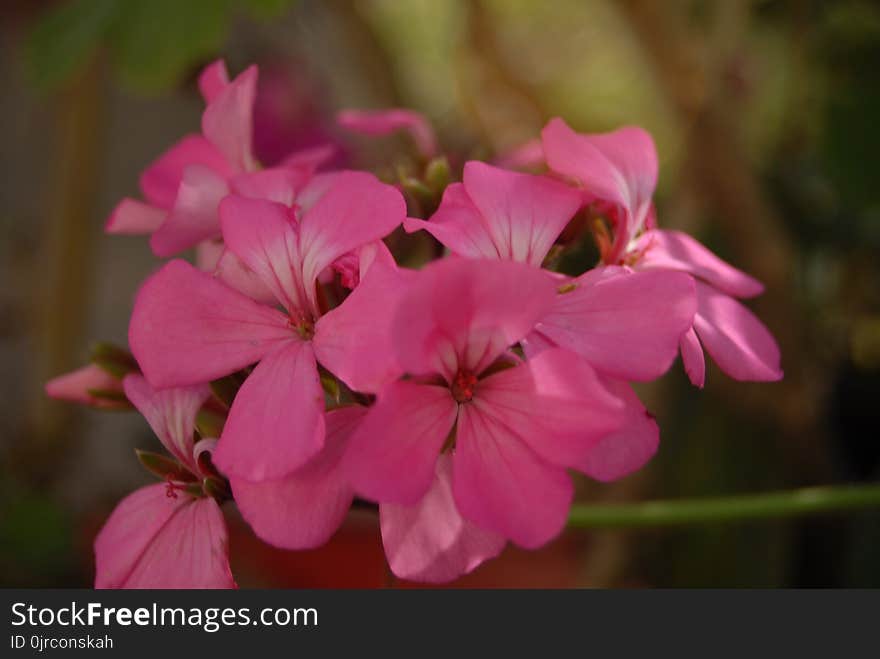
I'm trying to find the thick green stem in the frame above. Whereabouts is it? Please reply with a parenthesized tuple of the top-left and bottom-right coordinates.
(567, 484, 880, 529)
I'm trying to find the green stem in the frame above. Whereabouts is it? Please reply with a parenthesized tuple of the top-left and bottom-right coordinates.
(567, 484, 880, 529)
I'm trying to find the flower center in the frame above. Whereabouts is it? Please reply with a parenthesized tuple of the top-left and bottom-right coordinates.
(289, 316, 315, 340)
(451, 370, 478, 404)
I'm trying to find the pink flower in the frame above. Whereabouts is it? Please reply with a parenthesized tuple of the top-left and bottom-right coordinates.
(405, 161, 696, 480)
(343, 258, 626, 580)
(45, 364, 127, 410)
(128, 172, 406, 482)
(541, 117, 783, 387)
(337, 108, 437, 160)
(94, 375, 235, 589)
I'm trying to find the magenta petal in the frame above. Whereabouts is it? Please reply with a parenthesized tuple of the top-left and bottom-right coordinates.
(393, 258, 557, 379)
(692, 282, 783, 382)
(198, 59, 229, 103)
(214, 340, 324, 481)
(150, 165, 229, 257)
(461, 161, 582, 266)
(453, 404, 573, 549)
(105, 199, 166, 235)
(314, 260, 415, 394)
(95, 484, 234, 589)
(229, 167, 311, 206)
(231, 406, 364, 549)
(575, 378, 659, 481)
(535, 268, 696, 381)
(345, 381, 458, 505)
(202, 65, 258, 172)
(297, 171, 405, 296)
(140, 134, 233, 209)
(475, 348, 624, 468)
(45, 364, 123, 409)
(637, 229, 764, 298)
(122, 374, 210, 473)
(129, 260, 292, 388)
(380, 454, 505, 583)
(280, 144, 338, 170)
(679, 327, 706, 388)
(213, 248, 277, 305)
(404, 184, 499, 259)
(219, 195, 307, 314)
(337, 108, 437, 159)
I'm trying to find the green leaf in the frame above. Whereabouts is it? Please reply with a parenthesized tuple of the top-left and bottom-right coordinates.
(108, 0, 233, 93)
(242, 0, 295, 19)
(25, 0, 120, 91)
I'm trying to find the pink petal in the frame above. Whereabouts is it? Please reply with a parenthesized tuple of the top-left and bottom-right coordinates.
(679, 326, 706, 388)
(105, 199, 166, 235)
(195, 239, 225, 271)
(380, 454, 505, 583)
(213, 340, 325, 481)
(45, 364, 123, 409)
(344, 381, 458, 505)
(692, 282, 783, 382)
(314, 260, 415, 394)
(231, 406, 364, 549)
(279, 144, 337, 170)
(202, 65, 258, 173)
(474, 348, 624, 468)
(122, 374, 210, 473)
(229, 167, 312, 206)
(150, 165, 229, 257)
(140, 134, 233, 210)
(575, 378, 659, 481)
(392, 258, 557, 380)
(95, 484, 234, 589)
(129, 259, 292, 388)
(636, 229, 764, 298)
(198, 59, 229, 104)
(213, 248, 277, 305)
(218, 195, 309, 315)
(337, 108, 437, 159)
(541, 118, 657, 259)
(534, 268, 696, 381)
(493, 138, 544, 170)
(297, 171, 406, 304)
(453, 403, 573, 549)
(463, 161, 582, 265)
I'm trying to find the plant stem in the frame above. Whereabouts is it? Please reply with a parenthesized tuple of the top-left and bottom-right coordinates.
(567, 484, 880, 529)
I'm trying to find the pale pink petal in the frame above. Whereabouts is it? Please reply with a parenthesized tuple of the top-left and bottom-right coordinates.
(337, 108, 437, 159)
(542, 118, 657, 259)
(297, 171, 406, 306)
(229, 167, 311, 206)
(45, 364, 123, 409)
(195, 239, 224, 271)
(392, 258, 557, 380)
(533, 268, 696, 381)
(692, 282, 783, 382)
(213, 341, 325, 481)
(344, 381, 457, 505)
(474, 348, 624, 468)
(95, 484, 235, 589)
(314, 261, 415, 394)
(150, 165, 229, 257)
(453, 404, 573, 549)
(129, 259, 292, 388)
(461, 161, 582, 266)
(198, 59, 229, 104)
(213, 248, 277, 305)
(636, 229, 764, 298)
(218, 195, 310, 315)
(122, 374, 210, 473)
(202, 65, 258, 172)
(231, 406, 364, 549)
(140, 134, 233, 210)
(380, 454, 505, 583)
(493, 138, 544, 170)
(679, 326, 705, 388)
(575, 378, 659, 481)
(105, 198, 166, 235)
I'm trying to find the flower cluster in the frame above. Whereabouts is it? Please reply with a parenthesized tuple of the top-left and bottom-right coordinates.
(47, 61, 782, 587)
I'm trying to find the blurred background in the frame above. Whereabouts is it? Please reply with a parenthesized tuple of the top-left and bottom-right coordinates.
(1, 0, 878, 587)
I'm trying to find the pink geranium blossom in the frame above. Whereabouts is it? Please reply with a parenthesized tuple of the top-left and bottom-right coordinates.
(45, 364, 127, 410)
(94, 375, 234, 589)
(405, 161, 696, 480)
(337, 108, 437, 160)
(129, 172, 405, 482)
(542, 117, 783, 387)
(343, 258, 626, 580)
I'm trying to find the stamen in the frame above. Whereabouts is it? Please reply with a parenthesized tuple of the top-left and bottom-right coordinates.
(451, 370, 478, 404)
